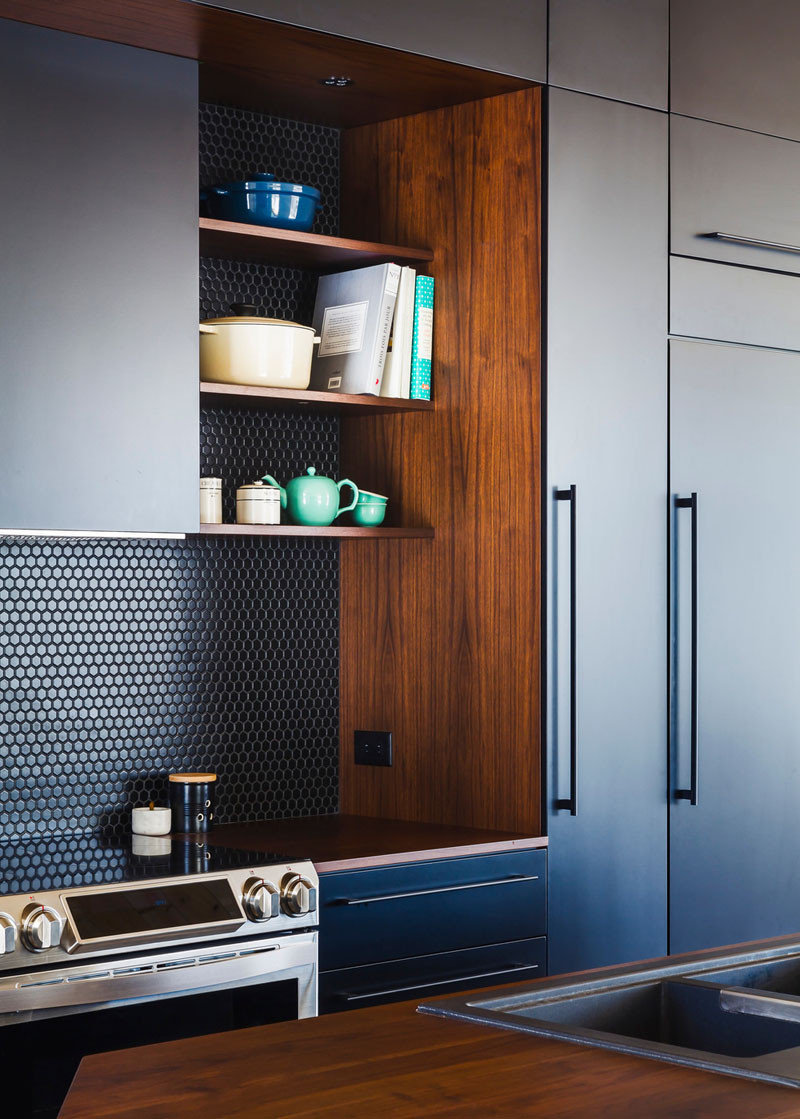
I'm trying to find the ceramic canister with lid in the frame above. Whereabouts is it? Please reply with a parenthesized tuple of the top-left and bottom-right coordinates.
(169, 772, 217, 833)
(237, 480, 281, 525)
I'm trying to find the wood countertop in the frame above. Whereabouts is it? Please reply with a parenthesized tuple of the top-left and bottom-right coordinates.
(60, 995, 800, 1119)
(208, 814, 546, 872)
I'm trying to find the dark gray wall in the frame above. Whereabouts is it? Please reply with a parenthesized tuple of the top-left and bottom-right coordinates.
(0, 20, 198, 533)
(184, 0, 546, 80)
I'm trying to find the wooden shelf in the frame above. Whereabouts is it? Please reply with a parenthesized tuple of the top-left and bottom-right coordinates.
(200, 382, 434, 414)
(198, 524, 434, 539)
(199, 218, 433, 271)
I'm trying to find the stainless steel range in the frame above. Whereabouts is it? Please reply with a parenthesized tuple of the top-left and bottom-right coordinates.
(0, 833, 319, 1118)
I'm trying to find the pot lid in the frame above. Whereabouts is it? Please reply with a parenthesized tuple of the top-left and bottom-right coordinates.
(200, 315, 316, 331)
(169, 772, 217, 783)
(210, 177, 320, 200)
(238, 481, 281, 493)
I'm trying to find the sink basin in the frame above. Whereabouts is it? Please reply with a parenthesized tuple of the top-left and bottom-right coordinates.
(419, 945, 800, 1089)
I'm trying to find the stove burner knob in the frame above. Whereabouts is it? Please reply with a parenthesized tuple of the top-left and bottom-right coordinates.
(21, 905, 64, 952)
(242, 877, 280, 922)
(0, 913, 17, 955)
(280, 873, 317, 918)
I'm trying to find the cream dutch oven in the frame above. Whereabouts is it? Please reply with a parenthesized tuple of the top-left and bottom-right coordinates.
(199, 303, 320, 389)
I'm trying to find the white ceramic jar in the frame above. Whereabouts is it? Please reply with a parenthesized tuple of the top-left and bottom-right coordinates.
(236, 481, 281, 525)
(199, 477, 223, 523)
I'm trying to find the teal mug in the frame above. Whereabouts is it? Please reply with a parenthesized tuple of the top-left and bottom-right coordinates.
(351, 490, 388, 527)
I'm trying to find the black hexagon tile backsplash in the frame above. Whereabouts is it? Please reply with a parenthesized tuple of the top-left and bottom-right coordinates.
(0, 104, 341, 843)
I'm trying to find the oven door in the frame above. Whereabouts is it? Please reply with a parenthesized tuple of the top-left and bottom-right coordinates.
(1, 932, 317, 1119)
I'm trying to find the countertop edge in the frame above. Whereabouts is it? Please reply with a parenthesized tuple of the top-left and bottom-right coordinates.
(313, 834, 548, 873)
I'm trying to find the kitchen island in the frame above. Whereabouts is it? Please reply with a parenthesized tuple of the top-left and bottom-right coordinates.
(59, 991, 800, 1118)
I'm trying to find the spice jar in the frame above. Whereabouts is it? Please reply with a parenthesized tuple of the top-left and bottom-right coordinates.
(169, 772, 217, 833)
(200, 477, 223, 524)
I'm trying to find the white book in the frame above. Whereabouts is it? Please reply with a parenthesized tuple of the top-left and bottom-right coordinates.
(310, 262, 401, 395)
(380, 266, 416, 399)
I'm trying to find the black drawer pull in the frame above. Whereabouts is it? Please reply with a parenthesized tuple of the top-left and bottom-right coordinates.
(343, 963, 540, 1002)
(334, 874, 539, 906)
(703, 231, 800, 256)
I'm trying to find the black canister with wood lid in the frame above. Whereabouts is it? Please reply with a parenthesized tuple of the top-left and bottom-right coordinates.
(169, 772, 216, 833)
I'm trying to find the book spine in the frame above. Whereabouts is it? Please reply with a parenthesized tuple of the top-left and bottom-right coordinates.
(410, 275, 434, 400)
(369, 265, 401, 395)
(381, 266, 415, 399)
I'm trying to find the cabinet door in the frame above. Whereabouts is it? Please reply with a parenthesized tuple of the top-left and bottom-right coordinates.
(670, 339, 800, 954)
(0, 21, 198, 534)
(671, 0, 800, 142)
(671, 116, 800, 277)
(184, 0, 546, 81)
(547, 89, 667, 974)
(549, 0, 668, 110)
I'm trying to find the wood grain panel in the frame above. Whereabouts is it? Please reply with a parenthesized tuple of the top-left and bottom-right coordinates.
(61, 995, 800, 1118)
(209, 814, 546, 873)
(199, 382, 435, 415)
(0, 2, 532, 127)
(198, 219, 433, 270)
(338, 89, 542, 833)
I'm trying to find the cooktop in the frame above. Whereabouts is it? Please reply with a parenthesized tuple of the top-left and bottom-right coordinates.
(0, 831, 296, 894)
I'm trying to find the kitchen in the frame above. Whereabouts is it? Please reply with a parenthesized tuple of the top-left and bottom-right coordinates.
(2, 1, 800, 1115)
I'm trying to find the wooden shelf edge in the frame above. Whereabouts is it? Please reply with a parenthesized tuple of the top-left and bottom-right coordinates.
(199, 218, 433, 270)
(196, 524, 435, 539)
(200, 381, 435, 414)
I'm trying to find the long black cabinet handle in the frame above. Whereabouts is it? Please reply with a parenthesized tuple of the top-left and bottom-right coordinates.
(675, 493, 699, 806)
(555, 484, 577, 815)
(702, 231, 800, 256)
(342, 964, 541, 1002)
(334, 874, 539, 906)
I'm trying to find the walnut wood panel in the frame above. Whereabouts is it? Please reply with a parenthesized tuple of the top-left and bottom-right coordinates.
(199, 382, 435, 415)
(197, 524, 433, 538)
(210, 814, 546, 873)
(198, 219, 433, 269)
(0, 2, 532, 127)
(60, 996, 800, 1118)
(338, 89, 542, 833)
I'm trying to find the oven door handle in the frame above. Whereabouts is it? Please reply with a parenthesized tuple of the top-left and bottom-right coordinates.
(1, 936, 316, 1015)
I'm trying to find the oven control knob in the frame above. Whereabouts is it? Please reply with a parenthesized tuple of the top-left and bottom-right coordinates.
(21, 905, 64, 952)
(280, 873, 317, 918)
(242, 877, 280, 922)
(0, 913, 17, 955)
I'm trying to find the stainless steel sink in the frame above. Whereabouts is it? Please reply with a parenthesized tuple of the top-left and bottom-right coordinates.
(419, 942, 800, 1088)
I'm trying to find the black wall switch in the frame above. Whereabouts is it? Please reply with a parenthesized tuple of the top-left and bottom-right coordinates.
(354, 730, 393, 767)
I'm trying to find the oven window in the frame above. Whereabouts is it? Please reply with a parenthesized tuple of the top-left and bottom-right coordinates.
(6, 977, 299, 1119)
(67, 879, 241, 939)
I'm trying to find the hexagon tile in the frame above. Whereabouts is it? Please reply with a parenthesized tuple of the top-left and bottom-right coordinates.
(0, 536, 339, 842)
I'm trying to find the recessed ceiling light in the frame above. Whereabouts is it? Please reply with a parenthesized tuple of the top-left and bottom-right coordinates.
(320, 76, 354, 88)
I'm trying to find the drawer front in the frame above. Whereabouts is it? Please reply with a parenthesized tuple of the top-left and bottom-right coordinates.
(670, 256, 800, 352)
(320, 937, 546, 1014)
(671, 116, 800, 276)
(319, 850, 546, 971)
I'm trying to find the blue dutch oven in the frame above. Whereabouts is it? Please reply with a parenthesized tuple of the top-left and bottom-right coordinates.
(205, 173, 321, 231)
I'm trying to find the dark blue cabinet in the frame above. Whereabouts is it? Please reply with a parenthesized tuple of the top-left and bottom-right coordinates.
(319, 851, 547, 1013)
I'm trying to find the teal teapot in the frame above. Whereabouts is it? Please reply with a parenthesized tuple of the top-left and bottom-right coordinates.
(262, 468, 359, 527)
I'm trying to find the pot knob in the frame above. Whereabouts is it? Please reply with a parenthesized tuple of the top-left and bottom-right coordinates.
(280, 873, 317, 918)
(0, 913, 17, 955)
(242, 877, 280, 922)
(230, 303, 259, 317)
(21, 904, 64, 952)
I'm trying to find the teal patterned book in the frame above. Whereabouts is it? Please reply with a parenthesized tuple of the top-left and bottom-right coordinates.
(410, 275, 434, 400)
